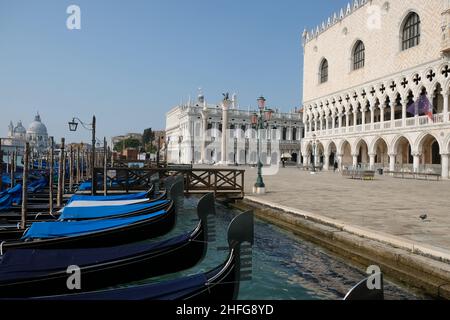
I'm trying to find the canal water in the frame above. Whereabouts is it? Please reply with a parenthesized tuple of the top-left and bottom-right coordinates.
(132, 196, 422, 300)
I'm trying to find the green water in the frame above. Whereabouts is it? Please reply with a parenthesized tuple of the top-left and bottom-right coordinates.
(132, 196, 421, 300)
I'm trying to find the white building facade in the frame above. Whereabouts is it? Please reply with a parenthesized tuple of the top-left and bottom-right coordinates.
(301, 0, 450, 178)
(166, 94, 304, 165)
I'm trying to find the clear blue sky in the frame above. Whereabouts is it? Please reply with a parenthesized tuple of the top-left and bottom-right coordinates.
(0, 0, 347, 143)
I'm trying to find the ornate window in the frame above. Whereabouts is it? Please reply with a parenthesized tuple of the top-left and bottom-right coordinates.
(402, 12, 420, 51)
(353, 41, 365, 70)
(320, 59, 328, 83)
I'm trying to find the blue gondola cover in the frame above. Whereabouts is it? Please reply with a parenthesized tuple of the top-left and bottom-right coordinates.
(21, 210, 167, 240)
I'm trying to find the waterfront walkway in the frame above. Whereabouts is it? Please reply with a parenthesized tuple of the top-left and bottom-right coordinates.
(241, 167, 450, 255)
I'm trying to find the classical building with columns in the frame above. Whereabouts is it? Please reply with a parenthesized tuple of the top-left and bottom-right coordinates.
(301, 0, 450, 178)
(165, 93, 304, 165)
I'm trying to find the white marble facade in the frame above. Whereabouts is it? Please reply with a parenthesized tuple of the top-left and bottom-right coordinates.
(301, 0, 450, 178)
(165, 94, 304, 165)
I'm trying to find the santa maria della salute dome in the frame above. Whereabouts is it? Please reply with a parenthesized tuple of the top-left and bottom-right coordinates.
(4, 113, 49, 152)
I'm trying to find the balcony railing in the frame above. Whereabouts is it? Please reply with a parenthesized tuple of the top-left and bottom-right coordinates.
(305, 113, 449, 138)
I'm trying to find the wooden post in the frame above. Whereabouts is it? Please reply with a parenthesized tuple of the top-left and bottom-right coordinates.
(49, 137, 54, 214)
(10, 150, 15, 188)
(21, 143, 29, 230)
(61, 149, 66, 195)
(76, 146, 80, 184)
(57, 138, 65, 207)
(103, 137, 107, 196)
(0, 138, 3, 192)
(69, 145, 74, 192)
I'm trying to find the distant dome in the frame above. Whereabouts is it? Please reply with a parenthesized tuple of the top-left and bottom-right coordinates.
(14, 121, 26, 135)
(27, 113, 48, 136)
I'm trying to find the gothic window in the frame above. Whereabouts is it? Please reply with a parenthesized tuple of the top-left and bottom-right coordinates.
(353, 41, 365, 70)
(320, 59, 328, 83)
(282, 127, 287, 141)
(402, 12, 420, 51)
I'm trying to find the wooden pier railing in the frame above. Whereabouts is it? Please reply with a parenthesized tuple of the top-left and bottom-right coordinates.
(92, 167, 245, 199)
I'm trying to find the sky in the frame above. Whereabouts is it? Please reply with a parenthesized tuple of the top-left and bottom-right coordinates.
(0, 0, 348, 143)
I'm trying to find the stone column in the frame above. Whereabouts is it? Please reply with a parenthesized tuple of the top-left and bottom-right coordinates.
(353, 107, 358, 127)
(338, 113, 343, 128)
(361, 107, 366, 128)
(390, 97, 396, 124)
(443, 90, 449, 121)
(220, 98, 231, 165)
(441, 153, 449, 179)
(369, 153, 376, 170)
(370, 105, 375, 125)
(352, 154, 358, 167)
(337, 153, 343, 171)
(389, 153, 396, 172)
(401, 94, 407, 126)
(332, 113, 336, 130)
(380, 105, 385, 123)
(323, 153, 330, 171)
(413, 153, 421, 173)
(314, 119, 318, 132)
(345, 112, 350, 128)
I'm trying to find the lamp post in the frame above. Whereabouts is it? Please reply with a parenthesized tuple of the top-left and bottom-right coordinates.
(251, 95, 273, 195)
(311, 133, 317, 173)
(68, 115, 96, 195)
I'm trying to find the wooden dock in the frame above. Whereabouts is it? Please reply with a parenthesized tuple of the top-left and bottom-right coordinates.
(92, 167, 245, 199)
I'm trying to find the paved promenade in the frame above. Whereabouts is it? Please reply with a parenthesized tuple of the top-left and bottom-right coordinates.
(239, 167, 450, 253)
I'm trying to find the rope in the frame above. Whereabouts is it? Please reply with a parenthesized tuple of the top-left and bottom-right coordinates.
(0, 241, 5, 256)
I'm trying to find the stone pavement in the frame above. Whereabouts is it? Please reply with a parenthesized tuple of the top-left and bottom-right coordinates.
(239, 166, 450, 252)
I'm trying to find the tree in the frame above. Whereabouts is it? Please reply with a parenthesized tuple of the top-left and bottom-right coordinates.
(114, 138, 141, 153)
(142, 128, 154, 146)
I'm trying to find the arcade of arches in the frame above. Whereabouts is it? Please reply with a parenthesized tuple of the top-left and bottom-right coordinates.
(302, 133, 450, 178)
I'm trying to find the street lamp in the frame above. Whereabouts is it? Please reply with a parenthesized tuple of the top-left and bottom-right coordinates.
(251, 95, 273, 194)
(311, 133, 317, 173)
(68, 115, 96, 195)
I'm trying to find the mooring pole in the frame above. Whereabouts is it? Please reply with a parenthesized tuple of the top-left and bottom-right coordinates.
(49, 137, 54, 214)
(0, 138, 3, 192)
(91, 115, 96, 195)
(57, 138, 65, 207)
(61, 148, 66, 196)
(69, 145, 74, 192)
(21, 142, 29, 230)
(10, 150, 15, 188)
(103, 137, 107, 196)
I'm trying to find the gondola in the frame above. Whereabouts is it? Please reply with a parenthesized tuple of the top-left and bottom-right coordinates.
(21, 211, 254, 301)
(0, 193, 216, 298)
(0, 182, 171, 224)
(0, 181, 184, 251)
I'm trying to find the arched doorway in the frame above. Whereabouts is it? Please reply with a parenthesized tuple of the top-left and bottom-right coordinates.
(355, 139, 369, 168)
(341, 140, 352, 168)
(373, 138, 388, 169)
(327, 141, 337, 168)
(394, 136, 413, 171)
(418, 134, 441, 173)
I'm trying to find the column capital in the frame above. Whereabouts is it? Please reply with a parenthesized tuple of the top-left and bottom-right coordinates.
(351, 153, 359, 157)
(388, 153, 397, 157)
(440, 152, 450, 157)
(411, 152, 422, 157)
(368, 153, 376, 157)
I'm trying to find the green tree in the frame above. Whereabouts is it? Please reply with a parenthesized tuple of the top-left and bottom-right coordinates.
(142, 128, 154, 146)
(114, 138, 142, 152)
